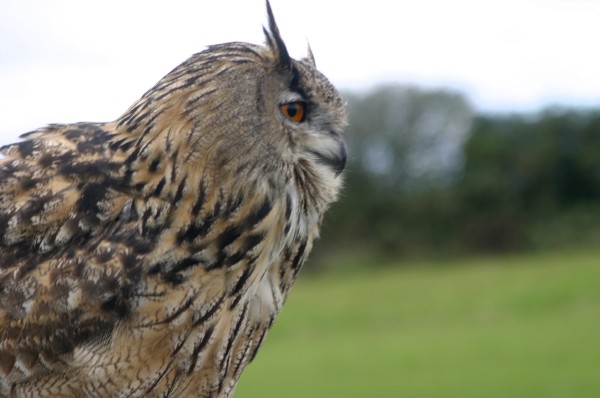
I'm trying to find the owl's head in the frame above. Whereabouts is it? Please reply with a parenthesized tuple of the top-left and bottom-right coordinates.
(116, 1, 347, 216)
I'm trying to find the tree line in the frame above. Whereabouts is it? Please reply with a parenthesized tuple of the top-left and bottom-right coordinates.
(313, 85, 600, 266)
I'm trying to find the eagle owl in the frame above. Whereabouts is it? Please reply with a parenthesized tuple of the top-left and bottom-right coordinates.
(0, 2, 347, 397)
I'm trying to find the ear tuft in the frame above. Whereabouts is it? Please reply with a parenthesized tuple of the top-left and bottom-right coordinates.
(264, 1, 292, 70)
(301, 43, 316, 68)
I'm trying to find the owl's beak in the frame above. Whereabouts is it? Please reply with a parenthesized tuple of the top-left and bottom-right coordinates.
(331, 143, 347, 177)
(310, 140, 347, 177)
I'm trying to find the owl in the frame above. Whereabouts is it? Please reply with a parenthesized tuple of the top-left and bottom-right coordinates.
(0, 2, 346, 397)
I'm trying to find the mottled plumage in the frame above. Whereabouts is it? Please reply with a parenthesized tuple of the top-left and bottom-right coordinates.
(0, 2, 346, 397)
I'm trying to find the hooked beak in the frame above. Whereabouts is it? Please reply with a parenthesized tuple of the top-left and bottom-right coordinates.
(309, 138, 347, 177)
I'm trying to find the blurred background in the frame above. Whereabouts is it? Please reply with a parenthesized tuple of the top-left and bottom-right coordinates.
(1, 0, 599, 396)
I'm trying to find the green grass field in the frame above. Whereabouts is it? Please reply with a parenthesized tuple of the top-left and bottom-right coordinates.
(236, 249, 600, 397)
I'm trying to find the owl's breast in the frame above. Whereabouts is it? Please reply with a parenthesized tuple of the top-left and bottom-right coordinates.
(95, 183, 314, 397)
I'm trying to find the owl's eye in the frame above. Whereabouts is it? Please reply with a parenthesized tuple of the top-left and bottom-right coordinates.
(279, 101, 306, 123)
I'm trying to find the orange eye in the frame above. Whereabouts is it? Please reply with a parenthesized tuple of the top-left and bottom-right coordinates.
(279, 101, 306, 123)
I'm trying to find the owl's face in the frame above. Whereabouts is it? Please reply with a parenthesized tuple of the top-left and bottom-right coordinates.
(274, 57, 348, 177)
(256, 47, 348, 207)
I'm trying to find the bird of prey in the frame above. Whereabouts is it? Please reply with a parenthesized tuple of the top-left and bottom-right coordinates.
(0, 1, 346, 397)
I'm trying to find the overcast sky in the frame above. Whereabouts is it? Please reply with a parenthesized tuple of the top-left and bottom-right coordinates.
(1, 0, 599, 143)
